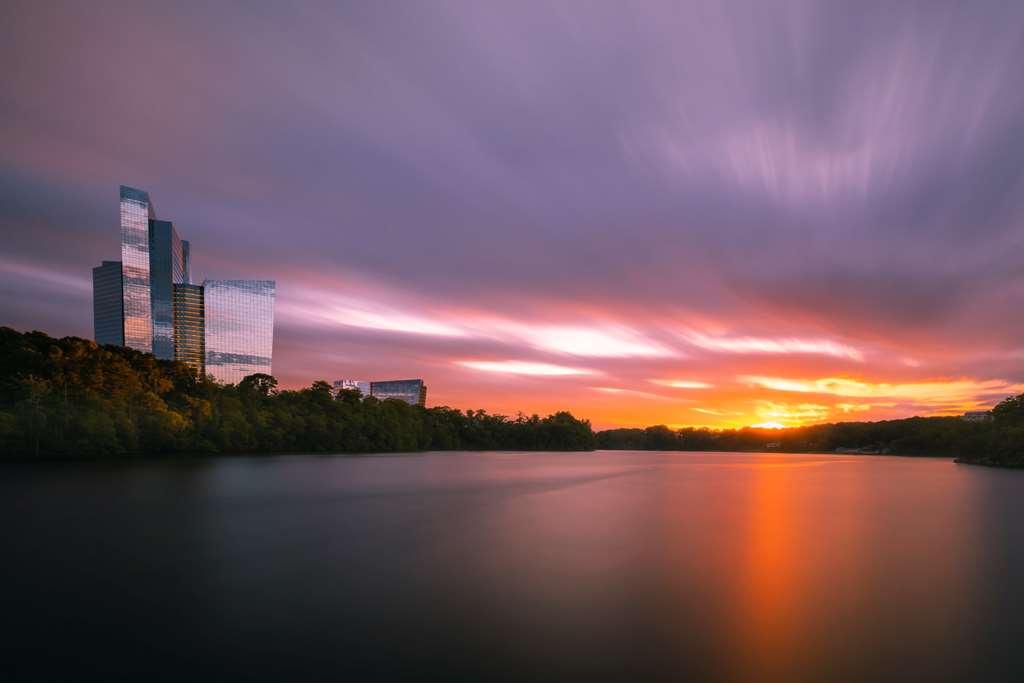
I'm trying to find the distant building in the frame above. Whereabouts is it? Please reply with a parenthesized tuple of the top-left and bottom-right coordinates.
(962, 411, 993, 423)
(331, 378, 428, 406)
(370, 379, 427, 407)
(333, 379, 371, 396)
(173, 283, 205, 375)
(204, 280, 276, 384)
(92, 261, 124, 346)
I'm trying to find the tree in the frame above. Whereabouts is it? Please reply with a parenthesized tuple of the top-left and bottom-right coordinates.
(992, 395, 1024, 424)
(239, 373, 278, 396)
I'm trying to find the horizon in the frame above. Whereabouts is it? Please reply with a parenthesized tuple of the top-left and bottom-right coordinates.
(3, 2, 1024, 431)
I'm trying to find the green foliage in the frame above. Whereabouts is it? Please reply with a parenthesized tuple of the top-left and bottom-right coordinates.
(992, 394, 1024, 424)
(596, 396, 1024, 467)
(0, 327, 596, 459)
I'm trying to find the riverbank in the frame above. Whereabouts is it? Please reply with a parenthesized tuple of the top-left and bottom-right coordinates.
(5, 327, 1024, 465)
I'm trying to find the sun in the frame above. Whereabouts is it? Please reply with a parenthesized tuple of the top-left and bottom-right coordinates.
(751, 421, 787, 429)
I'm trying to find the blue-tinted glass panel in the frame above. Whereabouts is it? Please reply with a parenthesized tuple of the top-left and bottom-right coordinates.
(92, 261, 124, 346)
(181, 240, 191, 285)
(203, 280, 275, 384)
(119, 185, 155, 353)
(370, 379, 427, 406)
(149, 219, 185, 360)
(173, 283, 205, 375)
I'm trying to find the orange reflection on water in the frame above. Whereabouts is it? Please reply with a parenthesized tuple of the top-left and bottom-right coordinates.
(735, 460, 804, 679)
(723, 455, 986, 682)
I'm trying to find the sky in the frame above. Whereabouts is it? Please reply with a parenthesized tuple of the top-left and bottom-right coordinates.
(2, 0, 1024, 430)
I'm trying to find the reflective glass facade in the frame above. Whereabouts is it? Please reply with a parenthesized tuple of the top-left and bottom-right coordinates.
(173, 283, 205, 375)
(181, 240, 191, 284)
(204, 280, 276, 384)
(370, 379, 427, 406)
(119, 185, 156, 353)
(95, 186, 274, 380)
(149, 219, 185, 360)
(92, 261, 124, 346)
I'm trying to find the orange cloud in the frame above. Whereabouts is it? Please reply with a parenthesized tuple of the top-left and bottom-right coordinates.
(651, 379, 714, 389)
(682, 331, 863, 361)
(753, 400, 831, 427)
(457, 360, 598, 376)
(739, 375, 1024, 404)
(509, 324, 675, 358)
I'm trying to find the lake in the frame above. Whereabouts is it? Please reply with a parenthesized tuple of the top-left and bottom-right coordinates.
(4, 451, 1024, 681)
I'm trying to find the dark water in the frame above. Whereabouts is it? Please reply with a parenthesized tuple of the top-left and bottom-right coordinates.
(4, 451, 1024, 681)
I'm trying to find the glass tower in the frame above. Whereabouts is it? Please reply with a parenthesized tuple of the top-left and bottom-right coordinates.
(203, 280, 276, 384)
(95, 185, 275, 383)
(119, 185, 156, 353)
(370, 379, 427, 406)
(173, 283, 205, 376)
(92, 261, 124, 346)
(149, 219, 186, 360)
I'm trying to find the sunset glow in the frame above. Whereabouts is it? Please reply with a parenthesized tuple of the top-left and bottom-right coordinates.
(2, 1, 1023, 431)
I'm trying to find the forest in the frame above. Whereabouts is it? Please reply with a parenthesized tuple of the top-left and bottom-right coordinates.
(0, 327, 596, 458)
(3, 326, 1023, 466)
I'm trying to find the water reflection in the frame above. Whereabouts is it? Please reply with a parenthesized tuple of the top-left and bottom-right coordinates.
(1, 452, 1020, 681)
(726, 456, 986, 681)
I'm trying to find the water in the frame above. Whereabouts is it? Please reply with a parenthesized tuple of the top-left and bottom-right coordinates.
(4, 451, 1024, 681)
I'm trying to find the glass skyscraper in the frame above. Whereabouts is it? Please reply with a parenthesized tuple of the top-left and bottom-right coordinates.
(94, 185, 275, 385)
(173, 283, 205, 375)
(149, 219, 185, 360)
(92, 261, 124, 346)
(119, 185, 156, 353)
(203, 280, 276, 384)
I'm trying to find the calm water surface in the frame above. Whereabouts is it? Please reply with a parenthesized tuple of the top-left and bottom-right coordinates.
(4, 451, 1024, 681)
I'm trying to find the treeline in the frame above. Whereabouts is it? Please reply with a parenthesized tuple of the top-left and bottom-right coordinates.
(597, 397, 1024, 466)
(0, 327, 596, 459)
(5, 326, 1023, 466)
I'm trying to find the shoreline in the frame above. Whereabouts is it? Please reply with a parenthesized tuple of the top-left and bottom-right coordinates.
(0, 448, 966, 466)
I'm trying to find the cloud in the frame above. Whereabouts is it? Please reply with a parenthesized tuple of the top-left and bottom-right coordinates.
(507, 324, 676, 358)
(456, 360, 597, 377)
(593, 387, 671, 400)
(651, 379, 714, 389)
(740, 375, 1024, 404)
(681, 331, 864, 361)
(0, 257, 91, 295)
(753, 400, 831, 427)
(693, 407, 725, 416)
(835, 403, 873, 413)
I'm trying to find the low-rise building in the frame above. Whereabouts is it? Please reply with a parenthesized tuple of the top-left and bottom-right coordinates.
(333, 379, 371, 396)
(331, 378, 427, 406)
(370, 379, 427, 406)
